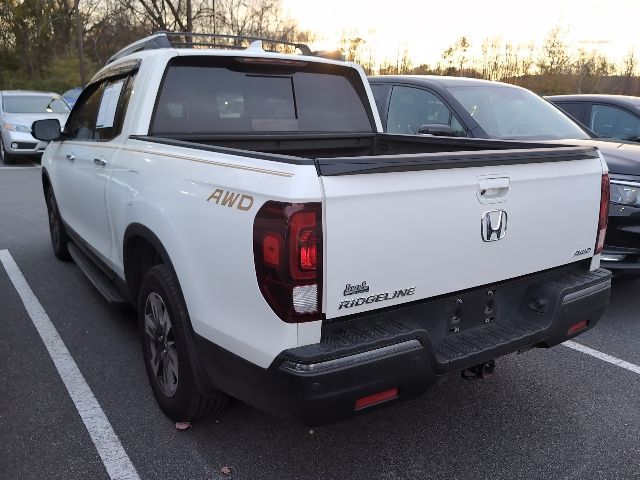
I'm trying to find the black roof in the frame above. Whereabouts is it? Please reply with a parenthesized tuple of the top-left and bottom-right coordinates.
(546, 94, 640, 108)
(368, 75, 527, 89)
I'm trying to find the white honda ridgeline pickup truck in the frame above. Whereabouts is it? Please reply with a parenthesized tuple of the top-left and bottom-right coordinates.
(32, 32, 612, 426)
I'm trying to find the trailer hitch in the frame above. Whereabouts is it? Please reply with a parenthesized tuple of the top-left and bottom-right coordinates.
(461, 360, 496, 381)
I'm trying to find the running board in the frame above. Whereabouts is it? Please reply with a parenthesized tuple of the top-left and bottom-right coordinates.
(67, 242, 128, 306)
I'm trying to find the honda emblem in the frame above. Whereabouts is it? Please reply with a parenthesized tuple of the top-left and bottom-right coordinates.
(481, 210, 508, 242)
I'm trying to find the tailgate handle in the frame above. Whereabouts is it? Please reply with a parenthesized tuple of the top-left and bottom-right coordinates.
(478, 177, 509, 203)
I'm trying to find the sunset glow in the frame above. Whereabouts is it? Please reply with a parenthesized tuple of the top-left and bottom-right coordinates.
(283, 0, 640, 67)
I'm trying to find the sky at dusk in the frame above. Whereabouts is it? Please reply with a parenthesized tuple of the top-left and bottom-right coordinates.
(282, 0, 640, 66)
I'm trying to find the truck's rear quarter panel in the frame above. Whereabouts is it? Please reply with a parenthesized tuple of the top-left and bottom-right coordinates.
(108, 138, 323, 367)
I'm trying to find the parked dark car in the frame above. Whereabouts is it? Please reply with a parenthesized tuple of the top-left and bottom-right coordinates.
(369, 75, 640, 273)
(547, 94, 640, 144)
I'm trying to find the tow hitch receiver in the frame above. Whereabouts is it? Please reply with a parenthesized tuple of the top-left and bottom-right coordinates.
(461, 361, 496, 381)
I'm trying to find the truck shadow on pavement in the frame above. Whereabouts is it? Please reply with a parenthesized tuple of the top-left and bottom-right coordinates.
(184, 335, 640, 480)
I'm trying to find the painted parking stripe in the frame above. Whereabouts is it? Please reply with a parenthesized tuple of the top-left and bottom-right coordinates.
(0, 165, 39, 170)
(0, 250, 140, 480)
(564, 340, 640, 375)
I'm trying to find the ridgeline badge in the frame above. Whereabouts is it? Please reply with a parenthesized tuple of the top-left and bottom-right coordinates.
(344, 281, 370, 296)
(338, 287, 416, 310)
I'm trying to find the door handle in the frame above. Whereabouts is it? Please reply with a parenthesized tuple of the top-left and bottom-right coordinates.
(66, 153, 75, 161)
(477, 176, 510, 204)
(94, 158, 107, 167)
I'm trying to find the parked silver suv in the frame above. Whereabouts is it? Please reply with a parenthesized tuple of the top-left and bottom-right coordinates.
(0, 90, 70, 164)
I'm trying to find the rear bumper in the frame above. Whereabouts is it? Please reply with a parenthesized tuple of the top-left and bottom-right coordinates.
(193, 266, 611, 426)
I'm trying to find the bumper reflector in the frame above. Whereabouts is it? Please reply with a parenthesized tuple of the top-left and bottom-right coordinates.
(292, 284, 318, 314)
(355, 387, 398, 411)
(567, 319, 589, 336)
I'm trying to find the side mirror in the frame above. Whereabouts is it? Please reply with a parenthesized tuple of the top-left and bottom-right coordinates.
(32, 119, 61, 142)
(418, 123, 456, 137)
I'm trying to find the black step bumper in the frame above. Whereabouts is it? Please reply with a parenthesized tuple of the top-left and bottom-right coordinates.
(192, 266, 611, 426)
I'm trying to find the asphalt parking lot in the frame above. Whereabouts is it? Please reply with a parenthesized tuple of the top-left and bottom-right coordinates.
(2, 160, 640, 480)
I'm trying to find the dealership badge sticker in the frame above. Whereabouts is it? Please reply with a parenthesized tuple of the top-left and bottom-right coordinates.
(343, 281, 370, 296)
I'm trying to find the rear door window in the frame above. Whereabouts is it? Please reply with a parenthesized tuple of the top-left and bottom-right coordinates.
(151, 57, 373, 134)
(590, 104, 640, 142)
(64, 83, 104, 140)
(64, 73, 136, 141)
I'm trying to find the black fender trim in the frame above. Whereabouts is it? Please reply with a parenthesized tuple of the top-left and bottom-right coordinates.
(122, 223, 219, 395)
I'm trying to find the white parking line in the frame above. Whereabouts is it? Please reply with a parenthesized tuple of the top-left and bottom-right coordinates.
(564, 340, 640, 375)
(0, 250, 140, 480)
(0, 164, 39, 170)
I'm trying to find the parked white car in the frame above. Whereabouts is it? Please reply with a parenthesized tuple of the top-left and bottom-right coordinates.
(33, 32, 612, 426)
(0, 90, 70, 164)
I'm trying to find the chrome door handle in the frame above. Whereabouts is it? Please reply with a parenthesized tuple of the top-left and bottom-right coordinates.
(66, 153, 75, 161)
(94, 158, 106, 167)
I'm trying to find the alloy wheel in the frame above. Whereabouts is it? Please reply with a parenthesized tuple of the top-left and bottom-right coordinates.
(144, 292, 179, 397)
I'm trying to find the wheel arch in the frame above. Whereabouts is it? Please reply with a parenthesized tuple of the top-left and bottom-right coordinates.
(123, 222, 216, 395)
(42, 167, 51, 193)
(123, 222, 177, 305)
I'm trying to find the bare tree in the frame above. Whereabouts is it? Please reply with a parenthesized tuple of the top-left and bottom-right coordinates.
(537, 26, 570, 75)
(622, 49, 637, 77)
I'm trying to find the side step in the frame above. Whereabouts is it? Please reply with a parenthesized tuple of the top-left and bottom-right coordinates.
(67, 242, 129, 306)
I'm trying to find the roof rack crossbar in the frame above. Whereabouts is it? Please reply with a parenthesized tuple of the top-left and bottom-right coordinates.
(106, 31, 343, 66)
(158, 31, 312, 55)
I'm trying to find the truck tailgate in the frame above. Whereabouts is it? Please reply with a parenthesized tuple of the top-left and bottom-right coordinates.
(319, 148, 604, 318)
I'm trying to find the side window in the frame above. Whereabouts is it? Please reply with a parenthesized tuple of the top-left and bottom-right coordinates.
(369, 84, 390, 118)
(115, 73, 136, 134)
(95, 79, 126, 140)
(387, 86, 465, 136)
(590, 104, 640, 141)
(554, 102, 586, 123)
(64, 83, 104, 140)
(64, 74, 136, 141)
(450, 115, 467, 137)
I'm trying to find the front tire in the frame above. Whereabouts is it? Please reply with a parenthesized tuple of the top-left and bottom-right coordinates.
(45, 186, 71, 261)
(138, 265, 228, 421)
(0, 137, 14, 165)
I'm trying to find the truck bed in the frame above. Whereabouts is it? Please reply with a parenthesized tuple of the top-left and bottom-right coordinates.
(131, 132, 599, 170)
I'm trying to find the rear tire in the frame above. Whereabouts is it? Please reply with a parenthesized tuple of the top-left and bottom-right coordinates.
(138, 264, 228, 421)
(45, 186, 71, 261)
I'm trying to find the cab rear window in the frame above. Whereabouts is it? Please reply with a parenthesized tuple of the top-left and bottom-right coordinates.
(150, 57, 373, 135)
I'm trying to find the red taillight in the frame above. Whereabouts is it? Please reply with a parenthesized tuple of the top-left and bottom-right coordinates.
(253, 201, 323, 323)
(567, 319, 589, 336)
(355, 388, 399, 411)
(595, 173, 610, 255)
(262, 233, 282, 267)
(289, 211, 318, 279)
(299, 229, 318, 270)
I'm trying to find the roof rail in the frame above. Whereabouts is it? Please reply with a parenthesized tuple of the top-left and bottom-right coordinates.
(106, 31, 344, 65)
(107, 33, 171, 65)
